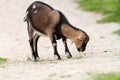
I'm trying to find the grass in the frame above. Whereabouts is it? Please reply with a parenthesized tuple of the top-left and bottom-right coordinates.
(89, 72, 120, 80)
(27, 57, 59, 64)
(77, 0, 120, 23)
(38, 59, 58, 64)
(0, 57, 7, 65)
(49, 73, 57, 78)
(59, 74, 72, 78)
(113, 29, 120, 36)
(48, 73, 72, 79)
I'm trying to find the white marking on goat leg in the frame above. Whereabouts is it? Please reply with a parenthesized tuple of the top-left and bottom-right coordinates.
(32, 5, 36, 9)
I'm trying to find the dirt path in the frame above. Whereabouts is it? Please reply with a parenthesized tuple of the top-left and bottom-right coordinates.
(0, 0, 120, 80)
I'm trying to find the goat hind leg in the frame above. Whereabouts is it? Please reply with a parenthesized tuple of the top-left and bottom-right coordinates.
(33, 34, 40, 60)
(29, 34, 40, 61)
(27, 21, 40, 61)
(29, 39, 36, 60)
(29, 34, 39, 61)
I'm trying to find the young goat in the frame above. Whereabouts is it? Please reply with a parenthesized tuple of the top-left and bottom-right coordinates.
(24, 1, 89, 61)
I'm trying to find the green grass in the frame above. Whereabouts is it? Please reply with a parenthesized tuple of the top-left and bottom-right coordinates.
(113, 29, 120, 35)
(91, 72, 120, 80)
(0, 57, 7, 65)
(78, 0, 120, 23)
(48, 73, 72, 79)
(59, 74, 72, 78)
(27, 57, 59, 64)
(49, 73, 57, 78)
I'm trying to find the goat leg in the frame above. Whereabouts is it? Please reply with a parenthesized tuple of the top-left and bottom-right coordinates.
(52, 34, 61, 60)
(29, 34, 40, 61)
(62, 38, 72, 58)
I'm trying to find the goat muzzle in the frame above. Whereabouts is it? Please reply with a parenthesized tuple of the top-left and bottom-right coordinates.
(77, 48, 85, 52)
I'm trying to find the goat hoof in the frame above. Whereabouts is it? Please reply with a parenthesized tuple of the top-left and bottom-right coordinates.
(27, 57, 32, 61)
(58, 57, 61, 60)
(67, 56, 72, 58)
(65, 52, 72, 58)
(54, 55, 61, 60)
(34, 57, 40, 62)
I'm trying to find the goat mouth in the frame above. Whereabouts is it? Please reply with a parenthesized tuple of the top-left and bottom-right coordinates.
(77, 48, 85, 52)
(77, 48, 81, 52)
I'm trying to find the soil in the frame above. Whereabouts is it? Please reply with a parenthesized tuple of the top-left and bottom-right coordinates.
(0, 0, 120, 80)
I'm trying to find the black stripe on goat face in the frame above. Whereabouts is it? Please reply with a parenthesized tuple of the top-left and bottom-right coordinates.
(77, 44, 84, 52)
(75, 37, 88, 52)
(77, 42, 87, 52)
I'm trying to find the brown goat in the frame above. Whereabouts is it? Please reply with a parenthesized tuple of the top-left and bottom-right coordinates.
(24, 1, 89, 61)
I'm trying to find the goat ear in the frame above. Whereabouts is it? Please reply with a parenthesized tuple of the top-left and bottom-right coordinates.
(78, 36, 83, 41)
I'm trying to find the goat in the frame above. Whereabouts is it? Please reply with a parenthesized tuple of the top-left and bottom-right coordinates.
(24, 1, 89, 61)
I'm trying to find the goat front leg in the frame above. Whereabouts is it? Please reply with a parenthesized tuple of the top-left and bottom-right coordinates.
(46, 10, 61, 59)
(62, 38, 72, 58)
(47, 30, 61, 60)
(52, 34, 61, 60)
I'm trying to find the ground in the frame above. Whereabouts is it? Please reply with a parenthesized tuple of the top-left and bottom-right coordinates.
(0, 0, 120, 80)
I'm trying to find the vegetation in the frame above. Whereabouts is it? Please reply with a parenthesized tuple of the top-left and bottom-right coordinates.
(113, 29, 120, 36)
(48, 73, 72, 79)
(0, 57, 7, 65)
(91, 72, 120, 80)
(49, 73, 57, 77)
(78, 0, 120, 23)
(59, 74, 72, 78)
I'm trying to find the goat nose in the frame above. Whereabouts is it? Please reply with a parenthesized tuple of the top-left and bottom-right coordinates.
(77, 48, 80, 52)
(81, 48, 85, 52)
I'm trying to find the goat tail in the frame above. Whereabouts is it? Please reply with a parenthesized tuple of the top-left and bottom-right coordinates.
(24, 11, 29, 22)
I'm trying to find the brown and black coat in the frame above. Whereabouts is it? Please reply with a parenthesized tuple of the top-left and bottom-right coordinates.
(24, 1, 89, 61)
